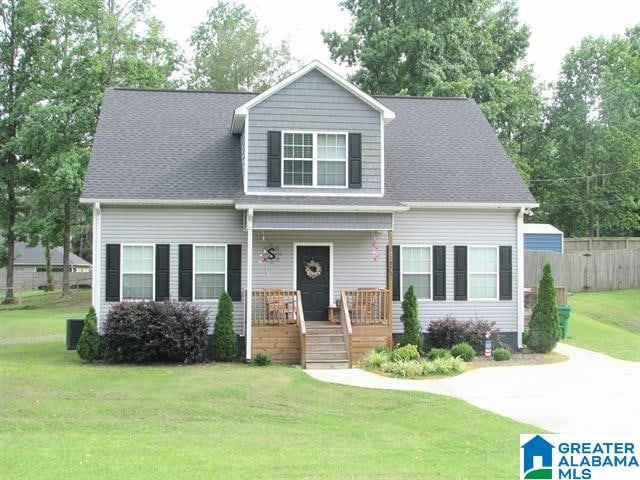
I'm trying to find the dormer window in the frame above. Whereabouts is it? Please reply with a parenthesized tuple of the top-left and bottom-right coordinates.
(282, 131, 348, 188)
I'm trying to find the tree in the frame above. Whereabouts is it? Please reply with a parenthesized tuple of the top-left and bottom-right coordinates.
(399, 285, 422, 350)
(524, 263, 561, 353)
(0, 0, 50, 303)
(188, 0, 294, 91)
(77, 306, 100, 362)
(533, 28, 640, 237)
(323, 0, 544, 174)
(212, 291, 238, 361)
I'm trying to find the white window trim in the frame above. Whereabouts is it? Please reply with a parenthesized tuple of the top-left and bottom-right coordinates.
(120, 243, 155, 302)
(467, 245, 500, 301)
(281, 130, 349, 189)
(193, 243, 227, 302)
(400, 245, 433, 301)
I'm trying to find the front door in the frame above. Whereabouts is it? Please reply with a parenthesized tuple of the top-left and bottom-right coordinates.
(296, 246, 330, 321)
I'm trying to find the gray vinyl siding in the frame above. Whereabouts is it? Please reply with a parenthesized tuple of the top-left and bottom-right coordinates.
(253, 212, 393, 230)
(250, 230, 387, 300)
(98, 206, 246, 333)
(392, 209, 519, 333)
(247, 69, 382, 194)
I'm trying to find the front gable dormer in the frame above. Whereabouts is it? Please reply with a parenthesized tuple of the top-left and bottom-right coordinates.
(232, 61, 395, 196)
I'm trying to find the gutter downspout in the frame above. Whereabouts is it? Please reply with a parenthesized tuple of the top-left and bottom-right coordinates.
(92, 203, 101, 332)
(517, 207, 525, 349)
(245, 208, 254, 361)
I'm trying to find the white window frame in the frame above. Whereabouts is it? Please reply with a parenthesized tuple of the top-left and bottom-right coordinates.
(193, 243, 227, 302)
(400, 245, 433, 301)
(120, 243, 155, 301)
(467, 245, 500, 301)
(281, 130, 349, 188)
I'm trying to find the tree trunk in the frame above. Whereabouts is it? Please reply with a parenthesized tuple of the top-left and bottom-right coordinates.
(2, 160, 17, 304)
(62, 199, 72, 296)
(45, 245, 54, 291)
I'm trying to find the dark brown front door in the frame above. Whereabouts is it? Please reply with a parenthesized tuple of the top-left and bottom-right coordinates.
(296, 246, 330, 321)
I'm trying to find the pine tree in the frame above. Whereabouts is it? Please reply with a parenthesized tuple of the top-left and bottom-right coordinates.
(524, 262, 561, 353)
(400, 285, 423, 350)
(77, 306, 100, 362)
(212, 291, 238, 361)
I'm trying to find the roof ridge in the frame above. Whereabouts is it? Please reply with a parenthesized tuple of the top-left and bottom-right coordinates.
(111, 87, 258, 95)
(374, 94, 470, 100)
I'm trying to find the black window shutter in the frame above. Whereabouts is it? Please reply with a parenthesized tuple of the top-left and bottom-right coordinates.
(454, 246, 467, 301)
(106, 244, 120, 302)
(348, 133, 362, 188)
(433, 245, 446, 301)
(267, 131, 281, 187)
(178, 244, 193, 301)
(388, 245, 400, 301)
(227, 244, 242, 301)
(155, 244, 170, 301)
(499, 246, 513, 300)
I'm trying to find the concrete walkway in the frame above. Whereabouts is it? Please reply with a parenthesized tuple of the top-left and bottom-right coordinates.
(306, 343, 640, 433)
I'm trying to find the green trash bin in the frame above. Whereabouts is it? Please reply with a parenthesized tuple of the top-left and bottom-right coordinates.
(557, 304, 571, 339)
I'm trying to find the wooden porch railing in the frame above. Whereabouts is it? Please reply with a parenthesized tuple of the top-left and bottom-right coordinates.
(340, 289, 391, 326)
(339, 291, 353, 367)
(249, 289, 301, 325)
(298, 290, 307, 368)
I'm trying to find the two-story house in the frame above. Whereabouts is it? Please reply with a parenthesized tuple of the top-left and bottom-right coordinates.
(81, 61, 537, 368)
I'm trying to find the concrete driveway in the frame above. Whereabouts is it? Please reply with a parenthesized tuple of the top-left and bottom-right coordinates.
(306, 343, 640, 433)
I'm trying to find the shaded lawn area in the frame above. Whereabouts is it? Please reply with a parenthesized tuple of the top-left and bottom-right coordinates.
(567, 289, 640, 362)
(0, 291, 540, 479)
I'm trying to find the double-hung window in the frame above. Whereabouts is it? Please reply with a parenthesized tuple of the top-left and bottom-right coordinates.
(468, 246, 498, 300)
(282, 132, 348, 187)
(194, 245, 226, 301)
(401, 246, 432, 299)
(122, 245, 154, 300)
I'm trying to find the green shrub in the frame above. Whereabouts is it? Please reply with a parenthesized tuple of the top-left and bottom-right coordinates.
(373, 345, 390, 354)
(361, 349, 390, 370)
(493, 348, 512, 361)
(77, 306, 100, 362)
(212, 291, 238, 361)
(252, 351, 271, 366)
(450, 342, 475, 362)
(427, 347, 451, 361)
(381, 359, 424, 378)
(426, 356, 465, 375)
(399, 285, 423, 350)
(391, 344, 420, 362)
(525, 263, 561, 353)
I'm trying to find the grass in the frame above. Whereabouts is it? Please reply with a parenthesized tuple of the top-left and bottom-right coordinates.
(0, 291, 541, 479)
(567, 289, 640, 362)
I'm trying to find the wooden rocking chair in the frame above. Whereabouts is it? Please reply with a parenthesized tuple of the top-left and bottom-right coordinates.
(350, 288, 378, 324)
(264, 288, 296, 324)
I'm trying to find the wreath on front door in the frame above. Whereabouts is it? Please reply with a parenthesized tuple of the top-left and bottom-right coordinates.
(304, 259, 322, 279)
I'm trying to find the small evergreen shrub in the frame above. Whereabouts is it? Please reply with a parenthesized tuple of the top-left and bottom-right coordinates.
(77, 306, 100, 362)
(427, 315, 502, 353)
(391, 344, 420, 362)
(373, 345, 390, 354)
(252, 351, 271, 366)
(493, 348, 512, 361)
(103, 301, 208, 363)
(524, 262, 561, 353)
(450, 342, 475, 362)
(399, 285, 423, 350)
(212, 291, 238, 361)
(427, 347, 451, 361)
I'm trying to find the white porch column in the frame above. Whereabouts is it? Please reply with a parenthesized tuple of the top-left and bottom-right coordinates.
(92, 203, 101, 332)
(516, 207, 525, 349)
(245, 208, 254, 361)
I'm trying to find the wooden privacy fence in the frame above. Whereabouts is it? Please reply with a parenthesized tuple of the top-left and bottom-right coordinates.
(525, 249, 640, 292)
(0, 271, 92, 294)
(564, 237, 640, 252)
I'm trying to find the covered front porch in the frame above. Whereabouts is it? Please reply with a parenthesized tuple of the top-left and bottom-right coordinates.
(242, 210, 396, 368)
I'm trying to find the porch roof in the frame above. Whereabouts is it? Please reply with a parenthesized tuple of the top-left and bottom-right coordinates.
(235, 195, 406, 212)
(252, 211, 393, 231)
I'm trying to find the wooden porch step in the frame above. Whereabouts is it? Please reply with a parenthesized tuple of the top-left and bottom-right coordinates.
(305, 342, 345, 352)
(305, 360, 349, 369)
(307, 351, 348, 361)
(305, 333, 345, 344)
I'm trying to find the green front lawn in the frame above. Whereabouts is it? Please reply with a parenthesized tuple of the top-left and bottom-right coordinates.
(567, 289, 640, 361)
(0, 291, 539, 479)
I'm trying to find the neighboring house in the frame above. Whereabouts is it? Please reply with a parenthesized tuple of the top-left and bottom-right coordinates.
(81, 61, 537, 368)
(0, 242, 92, 292)
(523, 223, 564, 253)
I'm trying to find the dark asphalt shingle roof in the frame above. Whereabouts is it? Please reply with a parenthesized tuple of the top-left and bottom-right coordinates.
(82, 88, 535, 205)
(11, 242, 91, 266)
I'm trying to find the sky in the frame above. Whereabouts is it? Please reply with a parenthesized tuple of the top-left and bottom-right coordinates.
(151, 0, 640, 85)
